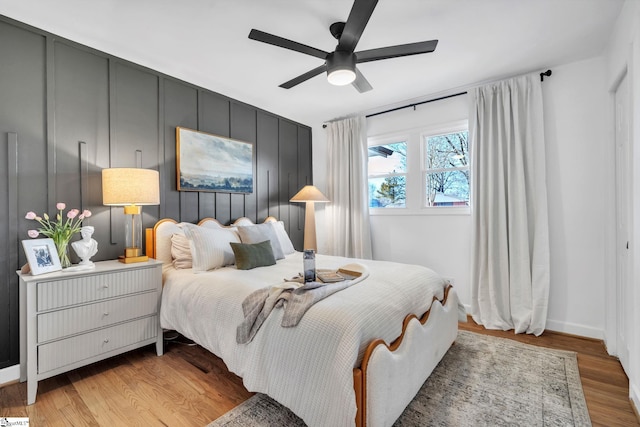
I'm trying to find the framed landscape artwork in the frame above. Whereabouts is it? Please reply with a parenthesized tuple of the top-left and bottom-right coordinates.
(176, 127, 253, 193)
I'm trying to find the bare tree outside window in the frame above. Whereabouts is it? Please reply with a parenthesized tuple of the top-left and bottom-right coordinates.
(424, 131, 469, 207)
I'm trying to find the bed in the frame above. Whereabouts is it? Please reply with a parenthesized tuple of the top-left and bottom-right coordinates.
(146, 216, 462, 427)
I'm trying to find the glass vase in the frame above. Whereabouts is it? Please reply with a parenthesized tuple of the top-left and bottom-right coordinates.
(55, 238, 72, 269)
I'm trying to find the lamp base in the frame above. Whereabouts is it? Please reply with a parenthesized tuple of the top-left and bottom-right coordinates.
(118, 255, 149, 264)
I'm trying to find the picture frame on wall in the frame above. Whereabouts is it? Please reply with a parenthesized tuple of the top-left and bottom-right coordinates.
(176, 126, 254, 193)
(21, 238, 62, 275)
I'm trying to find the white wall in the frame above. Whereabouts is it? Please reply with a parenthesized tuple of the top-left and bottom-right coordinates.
(542, 57, 608, 338)
(312, 57, 612, 340)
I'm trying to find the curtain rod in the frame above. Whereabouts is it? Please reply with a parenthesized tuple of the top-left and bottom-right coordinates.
(323, 69, 552, 127)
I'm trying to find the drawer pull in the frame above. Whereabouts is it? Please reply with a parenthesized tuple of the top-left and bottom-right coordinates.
(102, 284, 109, 289)
(103, 338, 110, 344)
(103, 312, 109, 316)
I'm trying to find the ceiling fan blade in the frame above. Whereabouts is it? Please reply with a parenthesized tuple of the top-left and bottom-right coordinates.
(279, 64, 328, 89)
(337, 0, 378, 52)
(356, 40, 438, 63)
(249, 29, 328, 59)
(352, 67, 372, 93)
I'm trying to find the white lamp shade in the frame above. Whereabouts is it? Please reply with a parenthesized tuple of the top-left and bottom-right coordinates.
(290, 185, 329, 203)
(102, 168, 160, 206)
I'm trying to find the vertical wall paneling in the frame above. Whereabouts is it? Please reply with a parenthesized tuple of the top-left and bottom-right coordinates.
(256, 112, 279, 220)
(0, 14, 312, 369)
(162, 79, 198, 222)
(295, 126, 313, 241)
(0, 19, 47, 369)
(112, 62, 161, 255)
(279, 120, 300, 246)
(6, 133, 19, 366)
(230, 102, 257, 222)
(198, 91, 230, 219)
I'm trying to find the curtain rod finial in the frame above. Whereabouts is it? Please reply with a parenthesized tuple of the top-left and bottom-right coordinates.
(540, 69, 552, 81)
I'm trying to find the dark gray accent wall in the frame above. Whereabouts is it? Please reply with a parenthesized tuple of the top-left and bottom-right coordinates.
(0, 15, 313, 369)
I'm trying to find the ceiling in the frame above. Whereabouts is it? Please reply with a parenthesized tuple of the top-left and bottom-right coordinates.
(0, 0, 625, 127)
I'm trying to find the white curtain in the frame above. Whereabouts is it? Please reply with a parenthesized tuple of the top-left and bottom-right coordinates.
(469, 73, 550, 336)
(325, 116, 372, 259)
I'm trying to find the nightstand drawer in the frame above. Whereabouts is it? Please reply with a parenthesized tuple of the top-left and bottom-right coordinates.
(37, 267, 158, 311)
(37, 292, 158, 342)
(38, 315, 158, 374)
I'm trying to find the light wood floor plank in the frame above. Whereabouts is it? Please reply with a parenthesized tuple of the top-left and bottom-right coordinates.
(0, 321, 637, 426)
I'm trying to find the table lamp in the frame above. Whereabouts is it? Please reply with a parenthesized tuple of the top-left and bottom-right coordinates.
(102, 168, 160, 263)
(290, 185, 329, 252)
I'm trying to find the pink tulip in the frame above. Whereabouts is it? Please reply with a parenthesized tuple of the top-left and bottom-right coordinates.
(82, 210, 92, 218)
(67, 209, 79, 219)
(28, 230, 39, 238)
(25, 211, 36, 220)
(56, 202, 66, 210)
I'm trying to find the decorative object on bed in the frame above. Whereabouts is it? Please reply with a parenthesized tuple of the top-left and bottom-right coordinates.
(176, 126, 253, 193)
(24, 202, 92, 268)
(70, 225, 98, 270)
(303, 249, 316, 282)
(102, 167, 160, 263)
(230, 240, 276, 270)
(237, 261, 370, 343)
(182, 223, 240, 272)
(208, 330, 591, 427)
(149, 216, 461, 427)
(289, 185, 329, 251)
(236, 222, 284, 259)
(21, 238, 62, 275)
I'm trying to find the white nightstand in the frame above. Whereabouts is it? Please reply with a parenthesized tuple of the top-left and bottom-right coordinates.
(18, 259, 164, 405)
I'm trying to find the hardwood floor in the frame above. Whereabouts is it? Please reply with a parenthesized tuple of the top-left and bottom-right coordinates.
(1, 322, 638, 426)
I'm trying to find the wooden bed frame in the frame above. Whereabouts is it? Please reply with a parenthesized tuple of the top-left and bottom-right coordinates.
(146, 217, 459, 427)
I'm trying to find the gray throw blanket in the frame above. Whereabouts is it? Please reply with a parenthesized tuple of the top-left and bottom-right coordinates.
(236, 265, 368, 344)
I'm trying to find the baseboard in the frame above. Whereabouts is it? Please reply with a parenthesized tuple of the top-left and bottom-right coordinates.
(461, 304, 604, 340)
(0, 364, 20, 387)
(631, 382, 640, 423)
(545, 319, 604, 340)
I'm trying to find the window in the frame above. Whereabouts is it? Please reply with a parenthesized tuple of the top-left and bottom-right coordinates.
(368, 141, 407, 208)
(423, 129, 469, 207)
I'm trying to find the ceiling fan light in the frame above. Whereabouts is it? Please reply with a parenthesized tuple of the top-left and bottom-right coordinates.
(326, 50, 356, 86)
(328, 68, 356, 86)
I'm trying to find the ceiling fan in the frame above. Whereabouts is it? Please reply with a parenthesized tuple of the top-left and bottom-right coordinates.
(248, 0, 438, 93)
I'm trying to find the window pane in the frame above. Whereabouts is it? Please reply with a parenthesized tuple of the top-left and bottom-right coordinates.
(369, 176, 406, 208)
(368, 142, 407, 174)
(425, 132, 468, 170)
(425, 171, 469, 207)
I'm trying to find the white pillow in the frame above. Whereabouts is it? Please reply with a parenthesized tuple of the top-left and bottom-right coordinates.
(236, 222, 285, 260)
(170, 233, 192, 269)
(273, 221, 295, 255)
(182, 223, 240, 272)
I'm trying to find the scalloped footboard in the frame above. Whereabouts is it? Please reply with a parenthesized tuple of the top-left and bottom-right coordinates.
(354, 286, 460, 427)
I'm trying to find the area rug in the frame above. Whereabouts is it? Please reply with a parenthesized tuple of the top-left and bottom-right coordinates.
(207, 330, 591, 426)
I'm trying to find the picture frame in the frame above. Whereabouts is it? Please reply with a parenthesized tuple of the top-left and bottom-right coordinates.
(176, 126, 254, 193)
(21, 238, 62, 275)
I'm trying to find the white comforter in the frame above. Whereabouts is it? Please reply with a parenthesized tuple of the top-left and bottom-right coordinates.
(160, 252, 447, 427)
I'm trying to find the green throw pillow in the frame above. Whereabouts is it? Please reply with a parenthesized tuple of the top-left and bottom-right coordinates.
(230, 240, 276, 270)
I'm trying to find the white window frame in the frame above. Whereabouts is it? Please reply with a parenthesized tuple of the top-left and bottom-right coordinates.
(367, 135, 409, 210)
(421, 121, 470, 213)
(368, 121, 470, 216)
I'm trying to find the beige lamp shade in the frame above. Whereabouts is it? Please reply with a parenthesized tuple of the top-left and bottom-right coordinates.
(102, 168, 160, 206)
(289, 185, 329, 252)
(290, 185, 329, 203)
